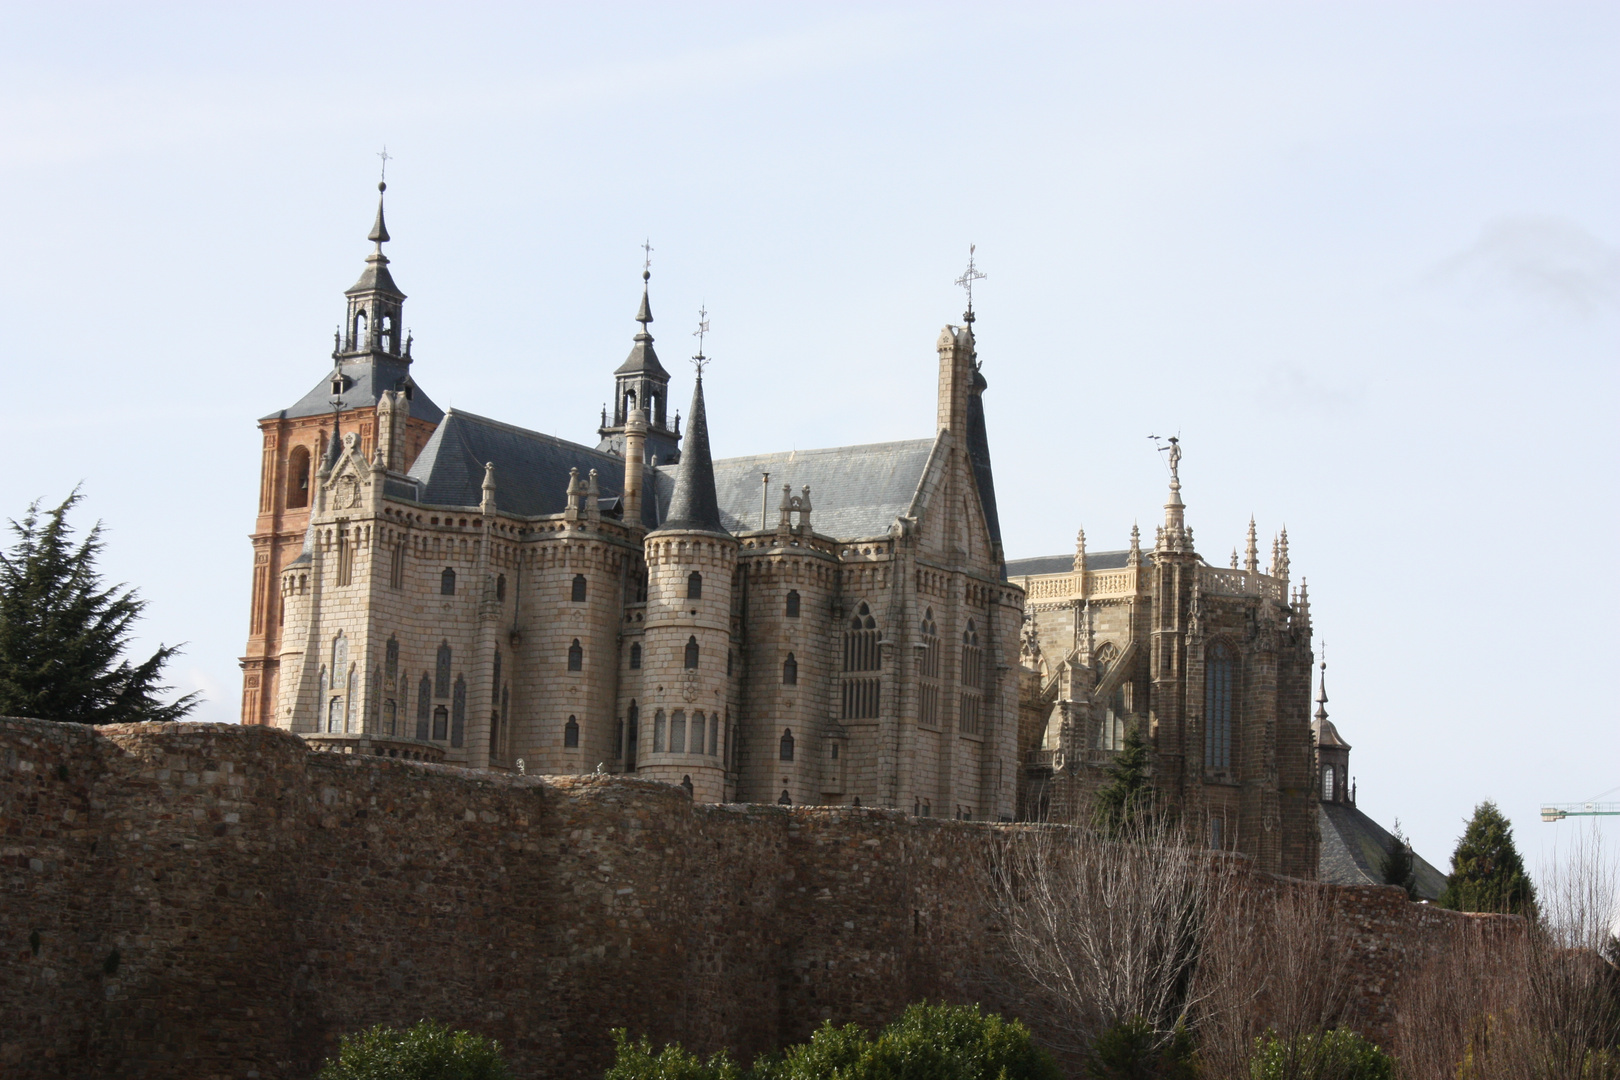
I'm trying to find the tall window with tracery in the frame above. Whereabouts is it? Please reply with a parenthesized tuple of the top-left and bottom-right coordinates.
(1205, 641, 1236, 771)
(841, 601, 882, 720)
(451, 676, 466, 748)
(918, 608, 940, 728)
(959, 620, 984, 735)
(416, 674, 431, 739)
(435, 642, 452, 698)
(389, 542, 404, 589)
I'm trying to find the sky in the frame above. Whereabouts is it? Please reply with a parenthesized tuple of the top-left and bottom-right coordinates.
(0, 2, 1615, 879)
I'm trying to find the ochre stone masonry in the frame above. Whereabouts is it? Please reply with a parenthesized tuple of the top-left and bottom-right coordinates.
(2, 718, 1501, 1079)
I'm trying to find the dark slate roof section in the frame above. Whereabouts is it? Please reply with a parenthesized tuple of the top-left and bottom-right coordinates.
(967, 373, 1004, 567)
(1317, 801, 1447, 901)
(267, 357, 444, 423)
(657, 437, 938, 540)
(654, 378, 726, 535)
(403, 409, 658, 527)
(1005, 550, 1132, 577)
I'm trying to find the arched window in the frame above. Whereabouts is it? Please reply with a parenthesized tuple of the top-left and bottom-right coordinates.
(919, 608, 941, 728)
(568, 639, 583, 671)
(629, 642, 642, 669)
(670, 710, 686, 754)
(328, 695, 344, 733)
(692, 712, 706, 756)
(332, 631, 348, 673)
(708, 712, 719, 756)
(653, 709, 666, 753)
(842, 601, 882, 720)
(416, 674, 431, 739)
(383, 699, 396, 736)
(354, 308, 368, 348)
(564, 716, 580, 748)
(571, 574, 587, 602)
(684, 636, 699, 669)
(432, 705, 448, 741)
(778, 789, 792, 805)
(436, 643, 452, 697)
(451, 676, 466, 748)
(1205, 641, 1236, 771)
(779, 728, 795, 762)
(385, 636, 399, 685)
(959, 619, 984, 736)
(1101, 683, 1126, 751)
(286, 446, 311, 509)
(785, 590, 801, 618)
(960, 620, 983, 687)
(686, 571, 702, 600)
(1323, 766, 1335, 801)
(682, 775, 694, 797)
(496, 574, 507, 602)
(440, 567, 456, 595)
(390, 542, 404, 589)
(625, 702, 639, 765)
(782, 653, 798, 685)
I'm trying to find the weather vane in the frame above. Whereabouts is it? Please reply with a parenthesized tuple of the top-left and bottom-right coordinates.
(1147, 433, 1182, 483)
(641, 238, 654, 275)
(691, 306, 710, 378)
(377, 146, 391, 183)
(955, 243, 986, 322)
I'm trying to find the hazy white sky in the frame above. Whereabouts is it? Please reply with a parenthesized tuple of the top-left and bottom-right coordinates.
(0, 2, 1614, 875)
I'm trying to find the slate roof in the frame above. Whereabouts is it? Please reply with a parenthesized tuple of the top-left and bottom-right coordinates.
(393, 408, 944, 543)
(1004, 550, 1132, 577)
(403, 410, 659, 527)
(655, 379, 724, 535)
(267, 357, 444, 424)
(659, 437, 940, 540)
(1317, 801, 1447, 901)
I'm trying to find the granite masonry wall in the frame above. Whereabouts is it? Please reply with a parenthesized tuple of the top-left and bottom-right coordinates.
(1, 718, 1502, 1080)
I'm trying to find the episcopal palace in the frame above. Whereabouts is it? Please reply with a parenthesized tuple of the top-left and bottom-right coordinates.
(239, 182, 1341, 876)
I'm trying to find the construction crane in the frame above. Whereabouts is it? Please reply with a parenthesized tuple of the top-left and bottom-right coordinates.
(1541, 784, 1620, 822)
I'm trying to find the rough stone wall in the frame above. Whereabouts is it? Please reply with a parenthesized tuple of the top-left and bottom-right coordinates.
(2, 718, 1500, 1080)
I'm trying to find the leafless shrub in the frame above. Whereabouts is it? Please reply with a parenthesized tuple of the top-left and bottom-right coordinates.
(1195, 881, 1355, 1079)
(982, 816, 1245, 1062)
(1390, 826, 1620, 1080)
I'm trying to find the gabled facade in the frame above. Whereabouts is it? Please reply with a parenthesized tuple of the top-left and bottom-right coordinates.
(255, 189, 1022, 818)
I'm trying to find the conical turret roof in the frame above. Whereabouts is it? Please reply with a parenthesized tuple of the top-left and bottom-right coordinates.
(655, 376, 725, 535)
(615, 272, 669, 377)
(347, 182, 404, 299)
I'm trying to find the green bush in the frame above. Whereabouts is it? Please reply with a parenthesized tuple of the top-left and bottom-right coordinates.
(1085, 1017, 1199, 1079)
(1249, 1029, 1392, 1080)
(608, 1002, 1060, 1080)
(318, 1020, 513, 1080)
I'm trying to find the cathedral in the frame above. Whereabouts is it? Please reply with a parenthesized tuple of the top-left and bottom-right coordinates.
(240, 182, 1336, 873)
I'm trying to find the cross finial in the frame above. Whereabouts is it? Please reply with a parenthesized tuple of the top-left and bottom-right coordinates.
(691, 305, 710, 378)
(377, 146, 391, 184)
(954, 243, 986, 323)
(640, 237, 654, 278)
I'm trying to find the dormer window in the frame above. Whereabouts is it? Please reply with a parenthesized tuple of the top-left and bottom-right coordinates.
(330, 373, 352, 396)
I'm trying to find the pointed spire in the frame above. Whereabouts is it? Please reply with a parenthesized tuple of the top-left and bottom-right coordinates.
(1127, 522, 1142, 567)
(1314, 658, 1329, 723)
(656, 373, 725, 535)
(1244, 517, 1259, 575)
(1073, 527, 1087, 575)
(481, 462, 497, 514)
(347, 180, 404, 301)
(1297, 577, 1310, 627)
(321, 411, 344, 475)
(368, 181, 390, 245)
(1277, 527, 1290, 580)
(615, 265, 668, 378)
(1230, 548, 1239, 570)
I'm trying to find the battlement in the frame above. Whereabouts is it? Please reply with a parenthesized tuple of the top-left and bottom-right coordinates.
(2, 717, 1505, 1079)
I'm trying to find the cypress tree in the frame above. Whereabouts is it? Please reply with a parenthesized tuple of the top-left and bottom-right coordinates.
(1438, 800, 1537, 916)
(1093, 724, 1154, 835)
(1380, 818, 1418, 899)
(0, 491, 199, 724)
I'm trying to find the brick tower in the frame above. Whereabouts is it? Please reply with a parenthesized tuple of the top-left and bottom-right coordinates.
(238, 181, 442, 723)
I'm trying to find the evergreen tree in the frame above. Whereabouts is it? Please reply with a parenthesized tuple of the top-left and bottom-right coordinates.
(1380, 817, 1418, 900)
(1438, 800, 1537, 916)
(1093, 723, 1154, 836)
(0, 491, 199, 724)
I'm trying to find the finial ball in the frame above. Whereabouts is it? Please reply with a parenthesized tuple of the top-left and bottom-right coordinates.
(643, 269, 650, 282)
(378, 181, 387, 192)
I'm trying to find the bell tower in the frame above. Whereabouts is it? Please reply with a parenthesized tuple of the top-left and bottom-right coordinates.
(239, 178, 442, 725)
(597, 260, 681, 465)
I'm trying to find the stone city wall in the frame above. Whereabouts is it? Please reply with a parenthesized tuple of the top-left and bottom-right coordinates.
(1, 718, 1500, 1079)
